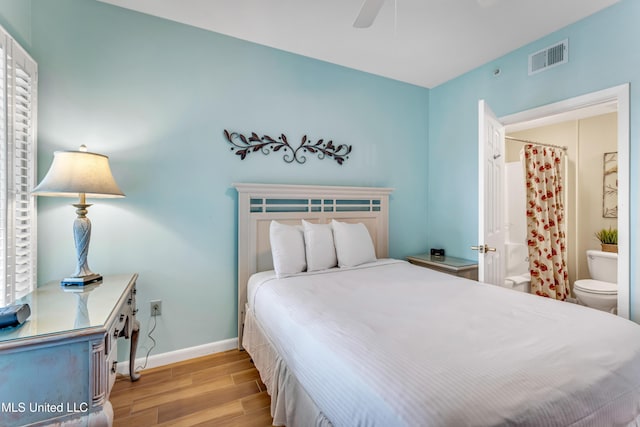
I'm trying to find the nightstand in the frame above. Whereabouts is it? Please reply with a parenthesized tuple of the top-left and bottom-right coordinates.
(407, 254, 478, 280)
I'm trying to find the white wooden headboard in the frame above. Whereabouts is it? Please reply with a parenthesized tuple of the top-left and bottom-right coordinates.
(234, 183, 394, 348)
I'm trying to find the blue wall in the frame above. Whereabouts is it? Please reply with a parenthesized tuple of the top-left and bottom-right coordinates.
(427, 0, 640, 319)
(0, 0, 30, 48)
(16, 0, 428, 355)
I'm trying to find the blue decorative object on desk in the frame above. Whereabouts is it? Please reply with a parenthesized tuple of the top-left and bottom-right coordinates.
(0, 303, 30, 329)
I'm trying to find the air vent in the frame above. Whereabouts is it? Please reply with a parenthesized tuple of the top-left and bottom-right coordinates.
(528, 39, 568, 75)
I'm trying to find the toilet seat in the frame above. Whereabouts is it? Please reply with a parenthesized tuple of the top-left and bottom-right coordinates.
(574, 279, 617, 295)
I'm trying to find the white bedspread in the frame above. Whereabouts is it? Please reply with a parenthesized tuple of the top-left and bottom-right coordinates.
(248, 259, 640, 426)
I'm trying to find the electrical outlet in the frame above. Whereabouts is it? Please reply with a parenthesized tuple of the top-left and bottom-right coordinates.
(150, 300, 162, 316)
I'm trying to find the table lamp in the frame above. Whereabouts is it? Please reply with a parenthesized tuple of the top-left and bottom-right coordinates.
(32, 145, 125, 285)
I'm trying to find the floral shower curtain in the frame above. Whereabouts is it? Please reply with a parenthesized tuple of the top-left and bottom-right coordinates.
(523, 144, 569, 300)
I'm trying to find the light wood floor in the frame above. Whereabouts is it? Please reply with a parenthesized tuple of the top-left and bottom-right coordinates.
(111, 349, 275, 427)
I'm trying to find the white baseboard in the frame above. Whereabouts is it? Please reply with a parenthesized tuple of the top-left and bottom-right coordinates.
(116, 337, 239, 375)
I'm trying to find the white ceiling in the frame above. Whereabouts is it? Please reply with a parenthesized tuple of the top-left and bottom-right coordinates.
(98, 0, 619, 88)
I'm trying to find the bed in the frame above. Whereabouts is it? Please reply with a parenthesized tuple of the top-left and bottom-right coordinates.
(234, 183, 640, 427)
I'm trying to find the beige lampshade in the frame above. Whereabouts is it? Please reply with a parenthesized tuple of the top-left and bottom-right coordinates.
(32, 149, 125, 198)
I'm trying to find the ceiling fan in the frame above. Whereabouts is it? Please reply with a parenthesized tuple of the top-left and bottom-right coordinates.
(353, 0, 386, 28)
(353, 0, 501, 29)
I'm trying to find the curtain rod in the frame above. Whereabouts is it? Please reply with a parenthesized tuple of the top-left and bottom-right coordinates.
(505, 136, 568, 151)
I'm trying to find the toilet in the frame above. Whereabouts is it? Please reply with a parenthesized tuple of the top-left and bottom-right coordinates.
(573, 250, 617, 313)
(504, 272, 531, 293)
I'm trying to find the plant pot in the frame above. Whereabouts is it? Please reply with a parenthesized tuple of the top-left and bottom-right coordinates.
(601, 243, 618, 253)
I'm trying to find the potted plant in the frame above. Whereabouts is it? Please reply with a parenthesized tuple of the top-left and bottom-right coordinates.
(595, 227, 618, 253)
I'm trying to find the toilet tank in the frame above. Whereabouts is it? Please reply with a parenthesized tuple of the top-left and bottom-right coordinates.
(587, 250, 618, 283)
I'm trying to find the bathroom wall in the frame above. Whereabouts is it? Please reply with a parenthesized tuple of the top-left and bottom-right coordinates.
(577, 114, 618, 276)
(506, 112, 617, 288)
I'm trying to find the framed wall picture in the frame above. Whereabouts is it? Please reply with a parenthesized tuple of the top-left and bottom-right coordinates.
(603, 152, 617, 218)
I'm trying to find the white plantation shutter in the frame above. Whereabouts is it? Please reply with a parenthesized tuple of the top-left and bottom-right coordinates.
(0, 28, 37, 306)
(0, 34, 7, 305)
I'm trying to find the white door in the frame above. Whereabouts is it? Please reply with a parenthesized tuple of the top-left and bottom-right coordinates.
(476, 100, 505, 285)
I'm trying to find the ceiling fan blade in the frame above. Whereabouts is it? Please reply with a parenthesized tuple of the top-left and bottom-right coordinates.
(477, 0, 500, 7)
(353, 0, 386, 28)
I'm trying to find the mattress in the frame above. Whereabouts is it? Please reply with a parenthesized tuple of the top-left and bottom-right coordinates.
(245, 259, 640, 426)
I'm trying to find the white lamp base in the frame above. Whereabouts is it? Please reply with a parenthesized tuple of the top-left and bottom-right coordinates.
(61, 273, 103, 286)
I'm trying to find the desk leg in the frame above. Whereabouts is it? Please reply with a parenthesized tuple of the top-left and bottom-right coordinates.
(129, 318, 141, 381)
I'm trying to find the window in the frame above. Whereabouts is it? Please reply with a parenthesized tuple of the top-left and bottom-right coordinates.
(0, 26, 37, 306)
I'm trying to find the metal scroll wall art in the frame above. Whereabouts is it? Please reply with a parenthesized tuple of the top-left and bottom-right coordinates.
(223, 130, 352, 165)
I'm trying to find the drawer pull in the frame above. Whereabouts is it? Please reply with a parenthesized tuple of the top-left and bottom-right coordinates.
(113, 329, 120, 338)
(119, 314, 125, 322)
(127, 298, 132, 305)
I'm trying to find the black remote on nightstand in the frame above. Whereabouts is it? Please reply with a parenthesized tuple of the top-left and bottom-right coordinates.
(0, 303, 30, 328)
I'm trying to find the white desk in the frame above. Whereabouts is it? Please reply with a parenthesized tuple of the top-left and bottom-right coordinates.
(0, 274, 139, 426)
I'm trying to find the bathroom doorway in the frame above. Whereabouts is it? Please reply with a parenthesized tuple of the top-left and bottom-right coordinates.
(504, 111, 617, 293)
(478, 84, 630, 318)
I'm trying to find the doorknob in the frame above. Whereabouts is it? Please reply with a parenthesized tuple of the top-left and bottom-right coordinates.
(471, 244, 496, 253)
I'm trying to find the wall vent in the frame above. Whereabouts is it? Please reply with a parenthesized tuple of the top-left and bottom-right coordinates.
(528, 39, 568, 75)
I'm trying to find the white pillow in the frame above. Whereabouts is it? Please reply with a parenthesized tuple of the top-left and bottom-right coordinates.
(302, 220, 337, 271)
(270, 221, 306, 277)
(331, 220, 377, 268)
